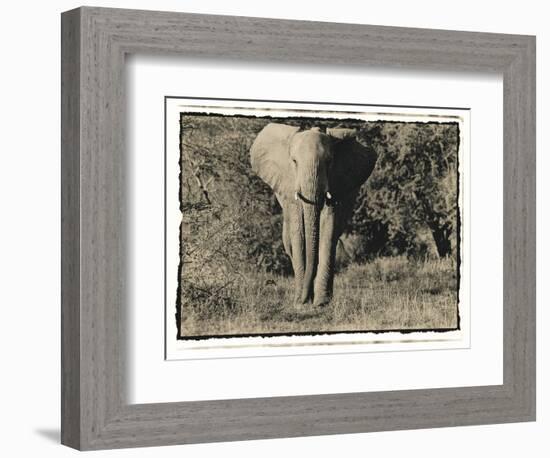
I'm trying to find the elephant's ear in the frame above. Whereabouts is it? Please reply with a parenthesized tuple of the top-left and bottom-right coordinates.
(250, 123, 300, 198)
(327, 128, 377, 198)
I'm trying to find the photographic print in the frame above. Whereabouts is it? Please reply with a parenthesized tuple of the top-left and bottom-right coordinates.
(165, 98, 470, 359)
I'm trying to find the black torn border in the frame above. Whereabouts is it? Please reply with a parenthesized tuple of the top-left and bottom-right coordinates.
(170, 101, 463, 342)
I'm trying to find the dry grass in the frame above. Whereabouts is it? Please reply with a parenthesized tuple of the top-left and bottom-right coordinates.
(179, 256, 459, 338)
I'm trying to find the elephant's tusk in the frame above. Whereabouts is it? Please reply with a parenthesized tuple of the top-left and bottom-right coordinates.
(294, 192, 299, 201)
(326, 191, 332, 200)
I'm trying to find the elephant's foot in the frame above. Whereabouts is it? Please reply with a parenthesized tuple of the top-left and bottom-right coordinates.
(293, 290, 312, 308)
(294, 296, 311, 308)
(298, 289, 313, 305)
(313, 295, 332, 307)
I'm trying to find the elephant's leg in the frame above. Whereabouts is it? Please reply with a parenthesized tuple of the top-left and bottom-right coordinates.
(313, 205, 337, 306)
(278, 195, 292, 258)
(282, 214, 292, 258)
(289, 202, 306, 305)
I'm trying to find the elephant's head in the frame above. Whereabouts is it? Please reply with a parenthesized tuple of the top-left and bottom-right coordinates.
(250, 123, 377, 305)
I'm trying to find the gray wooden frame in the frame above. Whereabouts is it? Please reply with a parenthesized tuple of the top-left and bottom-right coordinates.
(61, 6, 536, 450)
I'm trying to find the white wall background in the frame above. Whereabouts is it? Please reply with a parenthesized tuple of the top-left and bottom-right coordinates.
(0, 0, 545, 456)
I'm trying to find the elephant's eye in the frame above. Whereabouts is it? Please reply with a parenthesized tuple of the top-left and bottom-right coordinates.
(291, 158, 297, 166)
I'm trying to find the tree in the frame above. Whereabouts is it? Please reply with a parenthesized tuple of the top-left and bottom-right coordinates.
(179, 114, 460, 279)
(350, 122, 459, 259)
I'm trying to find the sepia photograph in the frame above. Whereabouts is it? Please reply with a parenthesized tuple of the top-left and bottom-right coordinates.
(168, 99, 466, 346)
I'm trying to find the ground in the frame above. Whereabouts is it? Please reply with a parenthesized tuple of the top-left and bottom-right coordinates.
(179, 256, 459, 338)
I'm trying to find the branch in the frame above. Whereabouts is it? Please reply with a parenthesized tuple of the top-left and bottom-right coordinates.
(192, 168, 212, 205)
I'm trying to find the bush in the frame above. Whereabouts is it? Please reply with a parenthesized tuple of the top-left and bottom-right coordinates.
(178, 115, 460, 317)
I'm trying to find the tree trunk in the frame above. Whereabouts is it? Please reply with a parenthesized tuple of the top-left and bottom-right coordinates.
(430, 223, 452, 258)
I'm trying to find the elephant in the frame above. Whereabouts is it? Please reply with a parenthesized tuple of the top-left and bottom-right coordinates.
(250, 123, 377, 307)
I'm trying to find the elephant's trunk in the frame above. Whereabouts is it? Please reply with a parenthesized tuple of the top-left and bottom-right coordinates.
(300, 185, 322, 304)
(300, 203, 319, 303)
(314, 205, 337, 306)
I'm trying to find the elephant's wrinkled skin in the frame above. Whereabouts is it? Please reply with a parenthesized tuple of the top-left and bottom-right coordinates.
(250, 123, 377, 307)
